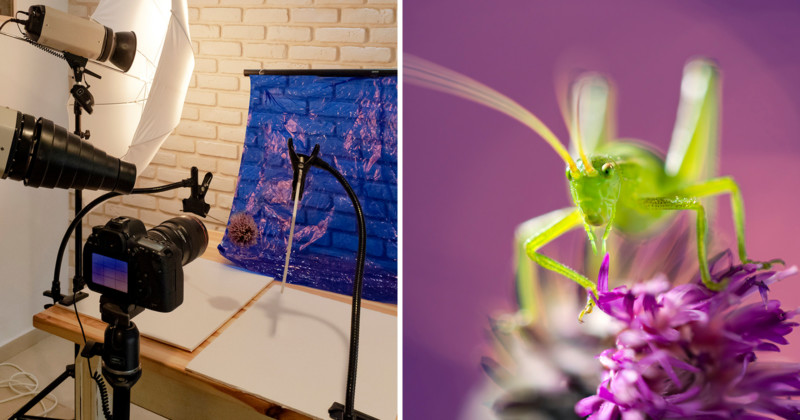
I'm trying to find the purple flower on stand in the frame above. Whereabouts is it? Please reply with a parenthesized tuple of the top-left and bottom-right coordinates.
(227, 212, 259, 247)
(577, 251, 800, 420)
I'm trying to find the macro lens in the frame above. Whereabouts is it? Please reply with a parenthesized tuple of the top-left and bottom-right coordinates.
(147, 216, 209, 265)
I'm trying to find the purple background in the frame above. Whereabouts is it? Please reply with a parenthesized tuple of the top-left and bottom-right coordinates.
(404, 1, 800, 418)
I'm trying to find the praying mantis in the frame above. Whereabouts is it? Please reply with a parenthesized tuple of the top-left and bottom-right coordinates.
(405, 56, 781, 322)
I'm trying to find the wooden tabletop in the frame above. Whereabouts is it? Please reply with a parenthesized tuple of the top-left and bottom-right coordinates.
(33, 229, 397, 419)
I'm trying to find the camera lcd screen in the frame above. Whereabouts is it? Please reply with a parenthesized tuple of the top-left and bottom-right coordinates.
(91, 254, 128, 293)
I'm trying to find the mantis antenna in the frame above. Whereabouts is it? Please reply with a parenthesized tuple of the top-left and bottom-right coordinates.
(405, 54, 581, 176)
(573, 77, 598, 176)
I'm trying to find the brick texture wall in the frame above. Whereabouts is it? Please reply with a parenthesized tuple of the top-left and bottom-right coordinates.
(66, 0, 397, 247)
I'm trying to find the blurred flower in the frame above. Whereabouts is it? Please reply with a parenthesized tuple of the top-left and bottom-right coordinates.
(475, 221, 697, 420)
(478, 311, 611, 419)
(476, 259, 622, 420)
(579, 252, 800, 420)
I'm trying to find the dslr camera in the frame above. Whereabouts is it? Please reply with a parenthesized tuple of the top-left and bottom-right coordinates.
(83, 215, 208, 312)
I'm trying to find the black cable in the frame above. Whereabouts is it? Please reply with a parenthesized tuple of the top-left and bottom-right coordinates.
(20, 34, 64, 60)
(0, 18, 20, 32)
(0, 11, 67, 66)
(72, 297, 113, 420)
(0, 11, 25, 33)
(92, 371, 113, 420)
(50, 179, 192, 306)
(73, 300, 88, 345)
(310, 158, 366, 420)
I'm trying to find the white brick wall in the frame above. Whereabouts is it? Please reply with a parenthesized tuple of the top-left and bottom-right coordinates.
(67, 0, 397, 248)
(317, 27, 366, 42)
(200, 8, 243, 22)
(267, 26, 312, 42)
(289, 45, 337, 60)
(244, 9, 289, 22)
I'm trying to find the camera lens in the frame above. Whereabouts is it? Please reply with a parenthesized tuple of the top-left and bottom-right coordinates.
(147, 215, 208, 265)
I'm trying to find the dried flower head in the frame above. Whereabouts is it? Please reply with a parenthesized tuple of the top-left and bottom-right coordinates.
(227, 212, 259, 247)
(578, 252, 800, 420)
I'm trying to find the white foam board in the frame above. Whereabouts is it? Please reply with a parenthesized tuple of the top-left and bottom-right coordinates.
(77, 258, 272, 352)
(186, 286, 397, 420)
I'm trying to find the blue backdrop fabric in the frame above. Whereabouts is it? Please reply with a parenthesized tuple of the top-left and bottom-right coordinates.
(218, 74, 398, 304)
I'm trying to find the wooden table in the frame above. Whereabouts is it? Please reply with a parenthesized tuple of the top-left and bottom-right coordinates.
(33, 230, 397, 420)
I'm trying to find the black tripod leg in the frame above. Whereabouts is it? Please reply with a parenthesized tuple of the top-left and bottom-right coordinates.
(11, 365, 73, 419)
(112, 387, 131, 420)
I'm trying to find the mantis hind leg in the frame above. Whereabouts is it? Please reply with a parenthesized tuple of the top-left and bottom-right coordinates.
(518, 207, 597, 321)
(673, 177, 782, 267)
(639, 197, 720, 290)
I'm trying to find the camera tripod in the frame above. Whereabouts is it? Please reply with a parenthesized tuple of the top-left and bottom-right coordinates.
(80, 297, 144, 420)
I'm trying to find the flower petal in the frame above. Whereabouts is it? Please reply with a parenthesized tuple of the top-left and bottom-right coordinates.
(598, 253, 610, 293)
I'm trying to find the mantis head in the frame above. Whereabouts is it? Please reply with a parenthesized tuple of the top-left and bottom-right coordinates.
(566, 155, 621, 228)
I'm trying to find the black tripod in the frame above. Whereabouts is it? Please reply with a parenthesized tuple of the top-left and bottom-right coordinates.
(80, 297, 144, 420)
(12, 52, 98, 420)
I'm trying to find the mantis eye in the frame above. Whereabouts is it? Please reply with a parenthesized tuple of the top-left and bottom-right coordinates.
(566, 169, 573, 181)
(602, 162, 615, 176)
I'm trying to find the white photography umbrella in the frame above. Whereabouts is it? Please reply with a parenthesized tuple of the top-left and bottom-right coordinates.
(84, 0, 193, 174)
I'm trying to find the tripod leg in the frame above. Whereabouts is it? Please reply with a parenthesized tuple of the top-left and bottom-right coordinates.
(112, 387, 131, 420)
(10, 366, 72, 419)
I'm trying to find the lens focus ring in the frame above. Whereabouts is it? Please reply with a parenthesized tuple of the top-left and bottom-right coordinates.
(147, 215, 208, 265)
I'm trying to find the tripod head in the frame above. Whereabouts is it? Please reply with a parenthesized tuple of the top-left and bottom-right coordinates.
(80, 296, 144, 420)
(98, 296, 143, 392)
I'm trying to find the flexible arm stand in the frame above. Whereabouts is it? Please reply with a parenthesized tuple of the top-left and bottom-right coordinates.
(287, 139, 377, 420)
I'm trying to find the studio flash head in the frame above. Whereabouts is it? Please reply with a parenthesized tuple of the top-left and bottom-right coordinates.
(84, 215, 209, 312)
(0, 106, 136, 193)
(23, 5, 136, 72)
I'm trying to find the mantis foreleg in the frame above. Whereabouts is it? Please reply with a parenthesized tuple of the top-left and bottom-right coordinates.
(515, 208, 581, 322)
(521, 208, 597, 320)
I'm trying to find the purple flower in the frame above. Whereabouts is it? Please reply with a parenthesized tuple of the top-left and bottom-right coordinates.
(227, 212, 259, 247)
(578, 251, 800, 420)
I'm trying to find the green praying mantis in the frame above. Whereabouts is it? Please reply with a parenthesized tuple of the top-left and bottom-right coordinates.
(405, 55, 781, 322)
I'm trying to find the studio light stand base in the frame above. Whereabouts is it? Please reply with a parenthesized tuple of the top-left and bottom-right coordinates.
(9, 365, 75, 420)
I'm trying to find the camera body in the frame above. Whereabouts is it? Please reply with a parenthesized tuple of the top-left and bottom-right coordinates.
(84, 217, 184, 312)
